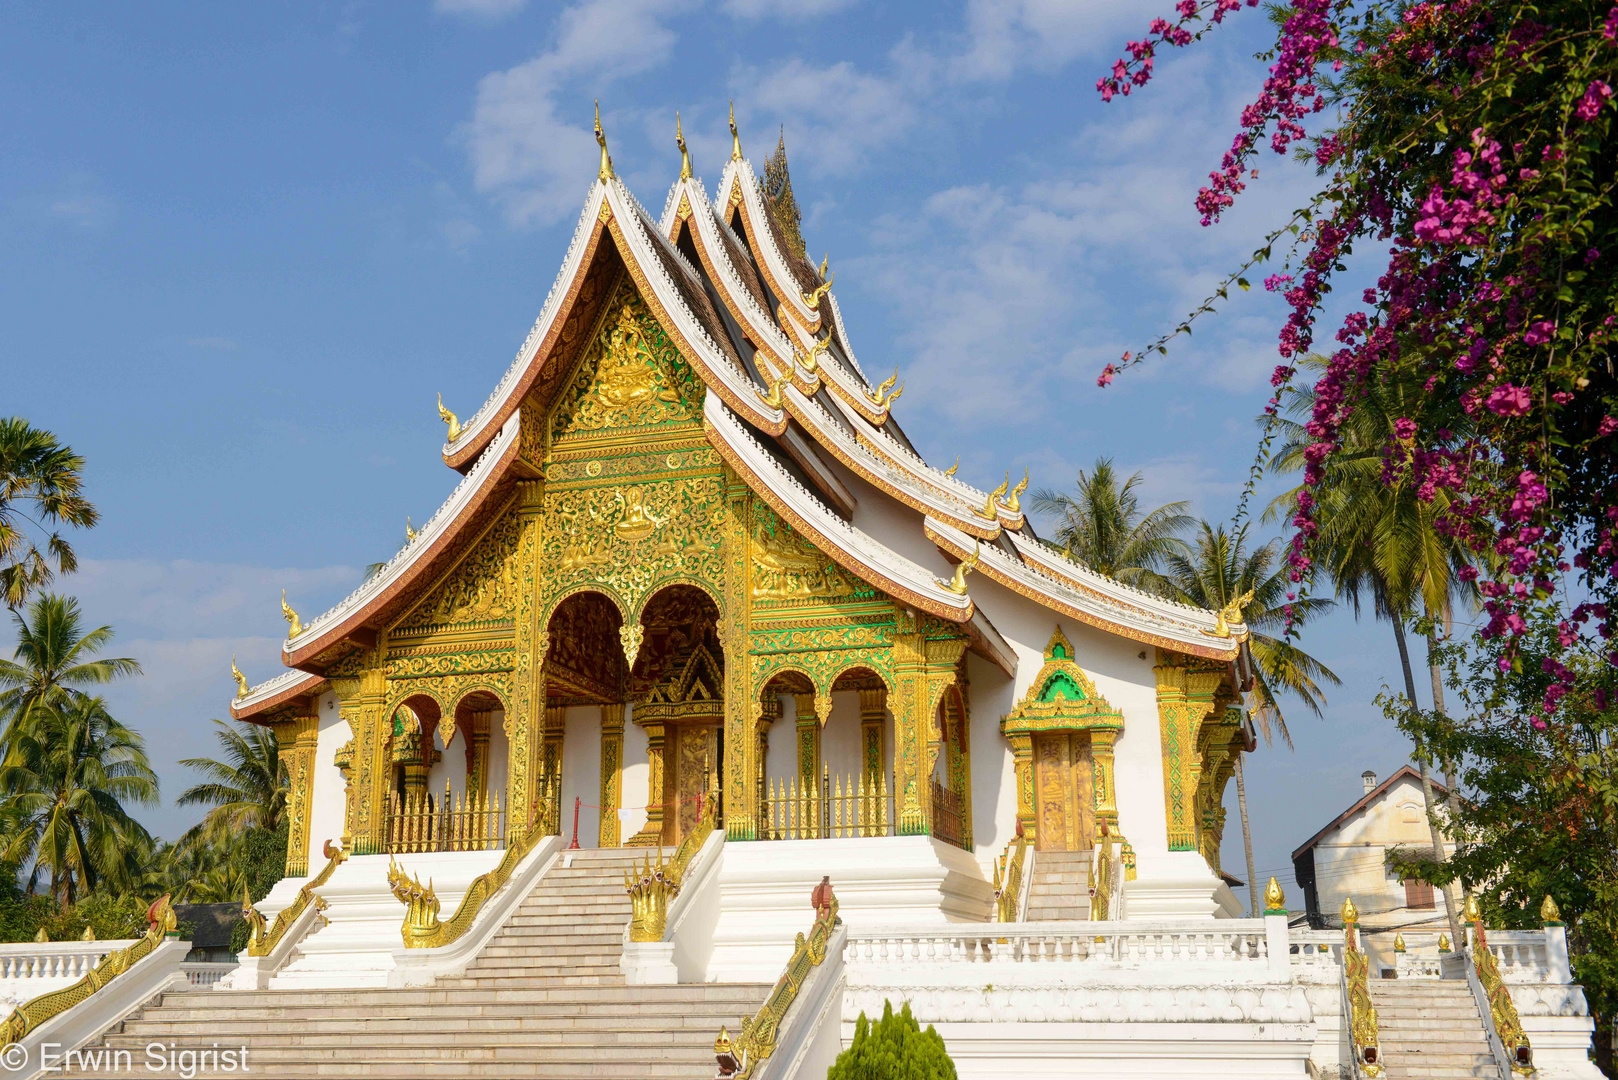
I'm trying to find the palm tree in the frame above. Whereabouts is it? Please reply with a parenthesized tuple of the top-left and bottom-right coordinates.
(1267, 356, 1480, 942)
(1029, 457, 1195, 591)
(0, 595, 141, 747)
(0, 695, 159, 908)
(0, 418, 99, 608)
(1161, 521, 1340, 748)
(176, 719, 285, 849)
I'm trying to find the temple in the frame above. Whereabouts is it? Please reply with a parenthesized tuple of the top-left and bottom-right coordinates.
(231, 113, 1258, 926)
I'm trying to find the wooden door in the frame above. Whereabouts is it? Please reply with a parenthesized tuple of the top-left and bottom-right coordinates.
(667, 725, 718, 845)
(1034, 732, 1096, 851)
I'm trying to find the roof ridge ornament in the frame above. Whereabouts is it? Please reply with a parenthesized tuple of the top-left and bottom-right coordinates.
(798, 333, 830, 374)
(405, 516, 419, 543)
(676, 112, 692, 181)
(882, 381, 904, 409)
(871, 368, 898, 402)
(946, 542, 980, 595)
(762, 369, 786, 409)
(981, 474, 1009, 519)
(944, 456, 960, 477)
(595, 101, 615, 182)
(818, 253, 829, 278)
(1202, 587, 1255, 638)
(231, 654, 250, 700)
(802, 272, 834, 311)
(729, 101, 742, 162)
(437, 393, 462, 442)
(1005, 469, 1029, 513)
(282, 590, 304, 638)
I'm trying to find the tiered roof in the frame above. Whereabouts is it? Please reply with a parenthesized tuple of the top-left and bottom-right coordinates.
(234, 122, 1246, 719)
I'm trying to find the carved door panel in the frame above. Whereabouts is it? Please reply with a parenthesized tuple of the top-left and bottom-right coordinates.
(668, 725, 718, 845)
(1035, 733, 1096, 852)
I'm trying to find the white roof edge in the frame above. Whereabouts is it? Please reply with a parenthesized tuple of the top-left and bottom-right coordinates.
(1007, 530, 1224, 626)
(927, 516, 1235, 654)
(706, 395, 972, 619)
(449, 184, 606, 456)
(823, 391, 1003, 514)
(233, 668, 323, 716)
(286, 414, 521, 654)
(716, 160, 820, 326)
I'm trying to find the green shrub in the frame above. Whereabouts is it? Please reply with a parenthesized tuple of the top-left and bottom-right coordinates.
(829, 1000, 956, 1080)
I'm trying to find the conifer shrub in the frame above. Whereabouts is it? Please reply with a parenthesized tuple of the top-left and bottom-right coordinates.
(828, 999, 956, 1080)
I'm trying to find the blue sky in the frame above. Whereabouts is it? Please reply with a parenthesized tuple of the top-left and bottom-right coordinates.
(2, 0, 1429, 905)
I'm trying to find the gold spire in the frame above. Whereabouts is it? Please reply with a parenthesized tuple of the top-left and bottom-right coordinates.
(81, 924, 96, 942)
(1541, 894, 1562, 924)
(946, 542, 980, 595)
(729, 101, 741, 161)
(1006, 469, 1029, 513)
(676, 112, 692, 181)
(1264, 876, 1285, 912)
(437, 393, 462, 442)
(944, 456, 959, 477)
(1340, 895, 1359, 924)
(281, 590, 303, 638)
(594, 100, 614, 182)
(231, 654, 250, 700)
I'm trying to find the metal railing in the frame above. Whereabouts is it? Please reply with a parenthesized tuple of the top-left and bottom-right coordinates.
(762, 767, 895, 840)
(929, 778, 965, 850)
(385, 784, 505, 854)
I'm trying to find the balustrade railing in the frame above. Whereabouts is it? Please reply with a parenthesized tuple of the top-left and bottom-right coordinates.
(762, 767, 894, 840)
(929, 779, 965, 850)
(385, 784, 504, 854)
(846, 921, 1272, 968)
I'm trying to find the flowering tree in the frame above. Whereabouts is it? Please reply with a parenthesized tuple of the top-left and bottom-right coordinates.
(1097, 0, 1617, 732)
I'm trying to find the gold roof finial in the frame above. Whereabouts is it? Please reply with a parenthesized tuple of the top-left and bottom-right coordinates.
(944, 456, 960, 477)
(981, 474, 1010, 518)
(801, 273, 834, 311)
(883, 382, 904, 409)
(594, 100, 614, 182)
(818, 252, 829, 278)
(1006, 469, 1029, 513)
(872, 368, 898, 402)
(729, 101, 742, 161)
(1393, 932, 1406, 952)
(946, 542, 980, 596)
(405, 516, 419, 543)
(1264, 876, 1285, 912)
(281, 590, 303, 638)
(1541, 894, 1562, 924)
(762, 369, 786, 409)
(231, 654, 250, 700)
(1341, 895, 1359, 924)
(676, 112, 692, 181)
(1463, 893, 1481, 924)
(437, 393, 462, 442)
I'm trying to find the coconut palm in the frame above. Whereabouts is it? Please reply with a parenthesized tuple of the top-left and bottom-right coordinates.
(176, 719, 285, 849)
(0, 418, 99, 608)
(1160, 521, 1339, 748)
(1029, 457, 1195, 591)
(0, 595, 141, 747)
(1267, 356, 1481, 941)
(0, 695, 159, 908)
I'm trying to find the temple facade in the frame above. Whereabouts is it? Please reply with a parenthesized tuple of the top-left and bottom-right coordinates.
(229, 117, 1258, 923)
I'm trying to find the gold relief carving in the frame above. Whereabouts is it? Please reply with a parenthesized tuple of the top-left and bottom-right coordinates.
(749, 505, 865, 601)
(599, 704, 625, 848)
(398, 510, 523, 632)
(504, 487, 545, 842)
(619, 623, 645, 668)
(612, 486, 662, 541)
(387, 649, 515, 680)
(1154, 651, 1227, 854)
(1035, 734, 1069, 852)
(551, 283, 699, 439)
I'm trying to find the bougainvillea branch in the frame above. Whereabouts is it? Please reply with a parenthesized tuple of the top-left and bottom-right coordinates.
(1097, 0, 1618, 726)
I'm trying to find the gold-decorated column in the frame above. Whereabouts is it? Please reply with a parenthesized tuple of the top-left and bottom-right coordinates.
(1153, 650, 1225, 853)
(858, 686, 886, 791)
(599, 704, 625, 847)
(539, 704, 566, 835)
(795, 693, 820, 787)
(626, 719, 666, 846)
(505, 479, 546, 842)
(279, 711, 320, 876)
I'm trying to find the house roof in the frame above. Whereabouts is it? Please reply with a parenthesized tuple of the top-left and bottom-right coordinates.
(1290, 765, 1450, 862)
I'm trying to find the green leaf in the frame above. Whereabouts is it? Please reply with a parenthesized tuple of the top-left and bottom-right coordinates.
(1237, 278, 1252, 292)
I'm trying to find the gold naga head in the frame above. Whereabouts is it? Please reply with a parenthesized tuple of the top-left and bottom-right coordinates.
(761, 369, 787, 410)
(801, 273, 834, 311)
(981, 473, 1010, 519)
(729, 100, 742, 161)
(946, 542, 980, 596)
(1005, 469, 1029, 513)
(872, 367, 898, 402)
(594, 100, 614, 181)
(437, 393, 462, 442)
(943, 455, 960, 477)
(281, 590, 303, 638)
(883, 381, 904, 410)
(231, 654, 250, 700)
(1264, 876, 1285, 912)
(676, 112, 692, 181)
(405, 516, 419, 543)
(798, 333, 830, 374)
(1203, 587, 1256, 639)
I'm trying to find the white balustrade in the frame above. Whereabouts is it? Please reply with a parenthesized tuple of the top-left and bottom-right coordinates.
(846, 920, 1272, 971)
(0, 941, 136, 986)
(179, 962, 237, 990)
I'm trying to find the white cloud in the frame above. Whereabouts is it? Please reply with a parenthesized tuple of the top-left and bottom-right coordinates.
(722, 0, 854, 18)
(464, 0, 689, 226)
(436, 0, 528, 16)
(736, 55, 925, 178)
(960, 0, 1161, 80)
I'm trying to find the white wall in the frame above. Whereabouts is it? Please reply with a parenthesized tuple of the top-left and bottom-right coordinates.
(620, 703, 650, 840)
(425, 721, 469, 807)
(559, 705, 603, 847)
(967, 651, 1017, 872)
(307, 691, 350, 864)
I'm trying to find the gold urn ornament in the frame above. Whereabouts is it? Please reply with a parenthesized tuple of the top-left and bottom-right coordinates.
(1463, 893, 1482, 924)
(1264, 876, 1286, 913)
(1393, 933, 1406, 953)
(1540, 894, 1562, 925)
(1341, 895, 1360, 925)
(1438, 933, 1452, 952)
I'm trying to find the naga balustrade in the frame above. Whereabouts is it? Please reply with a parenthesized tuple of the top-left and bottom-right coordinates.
(992, 830, 1028, 923)
(384, 783, 505, 854)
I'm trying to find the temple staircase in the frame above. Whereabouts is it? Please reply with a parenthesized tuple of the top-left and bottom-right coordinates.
(1024, 849, 1092, 921)
(55, 848, 769, 1078)
(1368, 978, 1500, 1078)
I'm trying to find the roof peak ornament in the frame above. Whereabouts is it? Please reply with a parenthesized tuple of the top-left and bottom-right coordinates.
(595, 101, 614, 182)
(818, 253, 829, 278)
(231, 654, 250, 700)
(801, 272, 834, 311)
(676, 112, 692, 181)
(882, 380, 903, 409)
(405, 516, 419, 543)
(946, 542, 980, 595)
(1202, 587, 1255, 638)
(1005, 469, 1029, 513)
(981, 474, 1009, 519)
(761, 369, 786, 409)
(943, 456, 959, 477)
(281, 590, 303, 638)
(871, 368, 898, 402)
(729, 101, 742, 162)
(798, 333, 830, 374)
(437, 393, 462, 442)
